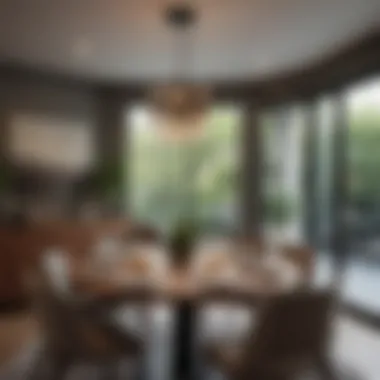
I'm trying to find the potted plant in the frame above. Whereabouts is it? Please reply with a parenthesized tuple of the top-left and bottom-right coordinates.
(169, 218, 198, 269)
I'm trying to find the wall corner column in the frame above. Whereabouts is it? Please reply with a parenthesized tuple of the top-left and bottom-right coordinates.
(241, 102, 263, 238)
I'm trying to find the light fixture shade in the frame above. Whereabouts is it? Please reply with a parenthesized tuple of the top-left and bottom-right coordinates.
(149, 84, 212, 140)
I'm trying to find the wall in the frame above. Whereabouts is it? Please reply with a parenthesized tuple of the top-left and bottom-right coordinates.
(0, 68, 99, 218)
(0, 69, 96, 149)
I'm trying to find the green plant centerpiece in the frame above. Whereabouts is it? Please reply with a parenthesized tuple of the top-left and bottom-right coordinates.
(169, 218, 199, 270)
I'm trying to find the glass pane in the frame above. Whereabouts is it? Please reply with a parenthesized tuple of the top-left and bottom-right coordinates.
(261, 106, 306, 243)
(313, 96, 338, 286)
(343, 77, 380, 313)
(315, 97, 335, 248)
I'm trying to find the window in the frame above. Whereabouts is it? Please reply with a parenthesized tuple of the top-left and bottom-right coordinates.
(128, 105, 241, 234)
(342, 77, 380, 313)
(261, 106, 306, 243)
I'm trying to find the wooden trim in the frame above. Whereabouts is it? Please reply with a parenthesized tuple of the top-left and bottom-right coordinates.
(302, 101, 319, 244)
(240, 103, 262, 236)
(0, 61, 98, 91)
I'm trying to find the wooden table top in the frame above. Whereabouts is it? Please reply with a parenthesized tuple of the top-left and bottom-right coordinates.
(70, 248, 303, 304)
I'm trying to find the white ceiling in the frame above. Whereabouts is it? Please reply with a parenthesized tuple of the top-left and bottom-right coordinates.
(0, 0, 379, 82)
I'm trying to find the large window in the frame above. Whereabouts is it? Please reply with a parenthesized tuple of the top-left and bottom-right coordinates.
(342, 77, 380, 313)
(128, 105, 241, 234)
(312, 96, 340, 287)
(314, 97, 335, 249)
(261, 106, 306, 243)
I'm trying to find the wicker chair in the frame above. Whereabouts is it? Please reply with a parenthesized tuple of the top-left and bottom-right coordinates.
(29, 252, 145, 380)
(207, 290, 334, 380)
(123, 224, 161, 244)
(280, 244, 314, 283)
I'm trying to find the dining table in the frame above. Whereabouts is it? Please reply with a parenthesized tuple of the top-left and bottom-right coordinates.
(70, 242, 304, 380)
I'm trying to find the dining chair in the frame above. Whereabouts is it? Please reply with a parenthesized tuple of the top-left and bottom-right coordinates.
(40, 248, 72, 294)
(28, 254, 145, 380)
(280, 244, 314, 283)
(194, 238, 262, 352)
(123, 224, 161, 244)
(92, 236, 125, 266)
(86, 236, 166, 343)
(236, 234, 265, 252)
(234, 235, 267, 270)
(206, 290, 334, 380)
(194, 249, 234, 278)
(121, 225, 166, 273)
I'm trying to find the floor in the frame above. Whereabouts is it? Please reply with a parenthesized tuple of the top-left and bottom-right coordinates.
(315, 254, 380, 314)
(0, 307, 379, 380)
(0, 251, 379, 379)
(333, 315, 380, 380)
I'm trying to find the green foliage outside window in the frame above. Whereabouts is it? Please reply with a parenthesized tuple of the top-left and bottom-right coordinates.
(349, 108, 380, 211)
(129, 108, 239, 233)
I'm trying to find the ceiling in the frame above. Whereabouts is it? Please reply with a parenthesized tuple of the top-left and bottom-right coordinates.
(0, 0, 379, 83)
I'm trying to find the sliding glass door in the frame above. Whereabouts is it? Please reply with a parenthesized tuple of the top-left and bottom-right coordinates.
(261, 106, 307, 243)
(342, 77, 380, 314)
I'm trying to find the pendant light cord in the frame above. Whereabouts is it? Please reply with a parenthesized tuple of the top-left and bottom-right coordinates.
(166, 2, 198, 82)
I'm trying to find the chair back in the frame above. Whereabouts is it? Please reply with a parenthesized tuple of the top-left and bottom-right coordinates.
(93, 236, 123, 265)
(281, 245, 314, 281)
(32, 249, 148, 361)
(32, 251, 78, 356)
(123, 224, 161, 244)
(237, 235, 265, 252)
(240, 290, 332, 379)
(41, 248, 71, 294)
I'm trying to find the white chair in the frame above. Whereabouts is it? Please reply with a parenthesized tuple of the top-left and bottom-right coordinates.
(41, 248, 71, 295)
(93, 237, 124, 265)
(29, 248, 145, 380)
